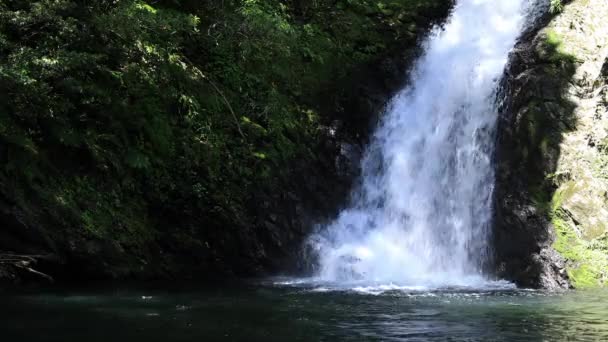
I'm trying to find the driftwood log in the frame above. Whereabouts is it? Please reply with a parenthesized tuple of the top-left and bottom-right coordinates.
(0, 253, 54, 283)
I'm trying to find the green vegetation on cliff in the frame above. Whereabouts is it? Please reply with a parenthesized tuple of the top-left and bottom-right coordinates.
(0, 0, 448, 280)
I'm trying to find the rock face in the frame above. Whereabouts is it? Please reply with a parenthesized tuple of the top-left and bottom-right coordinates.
(495, 0, 608, 289)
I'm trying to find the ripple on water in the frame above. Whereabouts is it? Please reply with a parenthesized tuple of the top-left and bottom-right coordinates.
(1, 285, 608, 341)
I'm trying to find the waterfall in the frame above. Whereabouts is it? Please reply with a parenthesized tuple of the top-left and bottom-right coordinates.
(308, 0, 533, 288)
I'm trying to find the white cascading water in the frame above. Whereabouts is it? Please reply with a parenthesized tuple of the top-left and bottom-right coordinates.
(308, 0, 534, 289)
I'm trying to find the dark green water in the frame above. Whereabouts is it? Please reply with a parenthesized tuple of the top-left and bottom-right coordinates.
(1, 281, 608, 341)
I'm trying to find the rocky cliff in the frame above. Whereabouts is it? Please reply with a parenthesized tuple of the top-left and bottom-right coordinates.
(495, 0, 608, 289)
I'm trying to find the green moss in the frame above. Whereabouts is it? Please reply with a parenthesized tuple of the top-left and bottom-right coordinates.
(544, 29, 578, 64)
(568, 264, 601, 288)
(546, 29, 562, 46)
(551, 192, 608, 288)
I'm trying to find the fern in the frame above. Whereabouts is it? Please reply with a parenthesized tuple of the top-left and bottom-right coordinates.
(550, 0, 563, 14)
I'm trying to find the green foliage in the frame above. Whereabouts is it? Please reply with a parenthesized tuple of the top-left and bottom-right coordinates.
(550, 0, 564, 14)
(552, 214, 608, 288)
(0, 0, 445, 272)
(551, 194, 608, 288)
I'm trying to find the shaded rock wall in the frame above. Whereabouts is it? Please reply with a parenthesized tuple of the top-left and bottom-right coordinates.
(494, 0, 608, 289)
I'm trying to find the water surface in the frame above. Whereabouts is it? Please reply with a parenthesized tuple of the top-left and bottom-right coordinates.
(2, 282, 607, 341)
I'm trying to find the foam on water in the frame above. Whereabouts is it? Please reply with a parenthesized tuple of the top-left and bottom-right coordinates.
(304, 0, 536, 290)
(271, 276, 517, 296)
